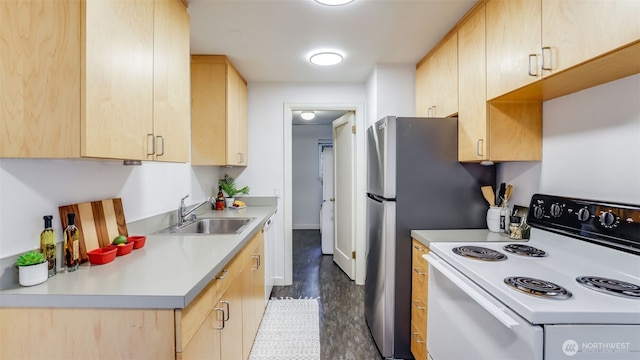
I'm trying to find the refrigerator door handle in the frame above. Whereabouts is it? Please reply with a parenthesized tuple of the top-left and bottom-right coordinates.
(367, 193, 395, 202)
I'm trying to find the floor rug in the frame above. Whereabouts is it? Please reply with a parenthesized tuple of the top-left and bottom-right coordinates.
(249, 298, 321, 360)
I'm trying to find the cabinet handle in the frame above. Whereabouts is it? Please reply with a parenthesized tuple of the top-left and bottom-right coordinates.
(413, 267, 427, 275)
(156, 135, 165, 156)
(541, 46, 552, 71)
(252, 254, 260, 270)
(412, 333, 425, 344)
(147, 134, 155, 156)
(413, 244, 426, 252)
(413, 300, 426, 310)
(220, 301, 230, 321)
(476, 139, 484, 157)
(214, 307, 225, 330)
(216, 269, 229, 280)
(528, 54, 539, 76)
(237, 153, 244, 164)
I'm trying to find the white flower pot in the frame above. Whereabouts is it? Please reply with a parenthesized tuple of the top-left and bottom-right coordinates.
(225, 197, 235, 208)
(18, 262, 48, 287)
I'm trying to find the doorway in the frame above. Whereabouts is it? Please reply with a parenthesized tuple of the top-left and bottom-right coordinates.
(284, 103, 366, 286)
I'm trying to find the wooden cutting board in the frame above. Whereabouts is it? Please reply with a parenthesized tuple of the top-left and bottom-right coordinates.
(58, 198, 128, 263)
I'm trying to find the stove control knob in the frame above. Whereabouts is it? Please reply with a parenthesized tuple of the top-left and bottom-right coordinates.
(550, 203, 562, 217)
(533, 205, 544, 219)
(599, 212, 617, 228)
(577, 208, 590, 222)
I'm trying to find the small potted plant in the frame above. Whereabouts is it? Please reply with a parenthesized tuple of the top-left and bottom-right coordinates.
(16, 251, 48, 286)
(219, 174, 250, 208)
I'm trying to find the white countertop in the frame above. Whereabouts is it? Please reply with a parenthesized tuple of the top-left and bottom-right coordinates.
(411, 229, 525, 248)
(0, 206, 276, 309)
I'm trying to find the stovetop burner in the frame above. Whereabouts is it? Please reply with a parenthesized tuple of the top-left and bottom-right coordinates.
(504, 276, 572, 299)
(503, 244, 547, 257)
(576, 276, 640, 299)
(452, 246, 507, 261)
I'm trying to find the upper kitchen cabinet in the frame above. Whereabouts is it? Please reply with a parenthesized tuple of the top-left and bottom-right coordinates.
(0, 0, 190, 162)
(541, 0, 640, 76)
(486, 0, 640, 101)
(151, 0, 191, 163)
(458, 3, 542, 162)
(191, 55, 249, 166)
(415, 33, 458, 118)
(485, 0, 542, 100)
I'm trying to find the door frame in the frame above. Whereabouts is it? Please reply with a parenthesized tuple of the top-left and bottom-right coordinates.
(283, 103, 366, 285)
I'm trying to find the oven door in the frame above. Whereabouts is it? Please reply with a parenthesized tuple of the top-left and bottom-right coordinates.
(425, 252, 543, 360)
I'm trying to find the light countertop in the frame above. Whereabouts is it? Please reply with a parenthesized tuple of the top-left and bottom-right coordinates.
(0, 205, 276, 309)
(411, 229, 526, 248)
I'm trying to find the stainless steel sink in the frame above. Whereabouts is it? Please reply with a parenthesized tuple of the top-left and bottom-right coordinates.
(154, 217, 254, 235)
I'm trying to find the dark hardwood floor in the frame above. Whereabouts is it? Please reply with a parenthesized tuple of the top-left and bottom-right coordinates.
(270, 229, 383, 360)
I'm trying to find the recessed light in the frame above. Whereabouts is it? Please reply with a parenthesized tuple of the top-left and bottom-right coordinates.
(301, 111, 316, 120)
(315, 0, 355, 5)
(309, 51, 343, 66)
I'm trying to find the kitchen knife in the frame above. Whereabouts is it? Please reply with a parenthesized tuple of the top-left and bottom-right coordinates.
(497, 183, 506, 206)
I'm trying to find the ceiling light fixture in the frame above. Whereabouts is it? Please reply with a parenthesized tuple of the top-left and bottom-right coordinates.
(301, 111, 316, 120)
(314, 0, 355, 5)
(309, 51, 344, 66)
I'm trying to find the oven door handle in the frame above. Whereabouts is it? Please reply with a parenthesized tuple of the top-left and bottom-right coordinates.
(425, 253, 520, 329)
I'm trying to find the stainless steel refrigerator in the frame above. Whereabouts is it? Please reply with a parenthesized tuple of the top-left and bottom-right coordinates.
(365, 116, 495, 359)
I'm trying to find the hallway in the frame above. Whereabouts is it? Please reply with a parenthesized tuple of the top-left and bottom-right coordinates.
(270, 230, 382, 360)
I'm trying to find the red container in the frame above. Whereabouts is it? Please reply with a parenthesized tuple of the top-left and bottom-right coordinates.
(128, 236, 146, 249)
(108, 241, 134, 256)
(87, 247, 117, 265)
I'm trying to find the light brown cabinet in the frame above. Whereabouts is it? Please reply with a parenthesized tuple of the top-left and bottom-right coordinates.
(458, 3, 542, 162)
(487, 0, 640, 101)
(180, 230, 265, 360)
(0, 0, 190, 162)
(415, 33, 458, 118)
(411, 239, 429, 360)
(191, 55, 249, 166)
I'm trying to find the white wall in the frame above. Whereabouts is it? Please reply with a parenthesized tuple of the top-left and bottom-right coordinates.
(366, 64, 416, 127)
(292, 124, 333, 229)
(499, 73, 640, 206)
(0, 159, 219, 257)
(241, 82, 366, 285)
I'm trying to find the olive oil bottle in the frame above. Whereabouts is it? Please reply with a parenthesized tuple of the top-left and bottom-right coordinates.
(63, 213, 80, 272)
(40, 215, 57, 277)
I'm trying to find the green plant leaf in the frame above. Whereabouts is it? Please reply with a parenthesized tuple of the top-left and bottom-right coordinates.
(16, 251, 45, 266)
(218, 174, 250, 198)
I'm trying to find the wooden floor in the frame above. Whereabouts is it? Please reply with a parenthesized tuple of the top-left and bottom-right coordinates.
(270, 230, 383, 360)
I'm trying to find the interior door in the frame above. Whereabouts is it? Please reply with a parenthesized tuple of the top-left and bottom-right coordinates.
(332, 112, 355, 279)
(321, 147, 334, 255)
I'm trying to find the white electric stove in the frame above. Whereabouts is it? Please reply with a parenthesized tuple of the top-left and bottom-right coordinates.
(425, 194, 640, 360)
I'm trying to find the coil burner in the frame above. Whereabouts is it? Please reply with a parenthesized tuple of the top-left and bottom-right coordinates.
(452, 246, 507, 261)
(504, 276, 572, 299)
(576, 276, 640, 299)
(503, 244, 547, 257)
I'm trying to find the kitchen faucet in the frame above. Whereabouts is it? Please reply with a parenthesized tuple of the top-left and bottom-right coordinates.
(178, 195, 213, 226)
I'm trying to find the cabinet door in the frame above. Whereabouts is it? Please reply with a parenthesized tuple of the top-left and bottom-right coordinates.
(219, 273, 244, 360)
(486, 0, 542, 100)
(458, 4, 487, 162)
(0, 0, 81, 158)
(431, 33, 458, 118)
(415, 59, 433, 117)
(242, 236, 266, 359)
(226, 63, 248, 166)
(82, 0, 154, 160)
(542, 0, 640, 76)
(181, 310, 221, 360)
(152, 0, 190, 162)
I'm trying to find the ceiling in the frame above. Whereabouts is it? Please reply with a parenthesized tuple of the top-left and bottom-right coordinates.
(187, 0, 477, 83)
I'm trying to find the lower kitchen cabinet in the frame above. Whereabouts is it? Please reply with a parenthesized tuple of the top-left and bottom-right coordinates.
(411, 239, 429, 360)
(180, 230, 265, 360)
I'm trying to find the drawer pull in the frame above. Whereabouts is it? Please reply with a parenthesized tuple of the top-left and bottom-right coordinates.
(220, 301, 230, 321)
(412, 333, 425, 344)
(414, 267, 427, 275)
(413, 300, 426, 310)
(214, 307, 225, 330)
(216, 269, 229, 280)
(413, 244, 426, 252)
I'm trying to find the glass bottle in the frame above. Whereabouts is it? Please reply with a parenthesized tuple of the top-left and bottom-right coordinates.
(40, 215, 57, 277)
(216, 186, 225, 210)
(499, 200, 511, 236)
(64, 213, 80, 272)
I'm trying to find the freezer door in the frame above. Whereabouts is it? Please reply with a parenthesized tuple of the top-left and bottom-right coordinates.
(367, 116, 396, 198)
(365, 194, 396, 358)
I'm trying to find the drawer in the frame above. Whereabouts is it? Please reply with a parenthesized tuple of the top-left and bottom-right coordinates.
(411, 295, 428, 331)
(177, 277, 218, 352)
(410, 320, 427, 360)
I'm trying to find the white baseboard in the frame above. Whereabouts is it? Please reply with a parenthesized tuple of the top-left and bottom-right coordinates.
(272, 276, 291, 286)
(292, 224, 320, 230)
